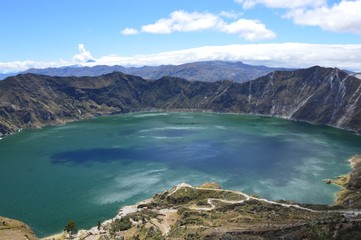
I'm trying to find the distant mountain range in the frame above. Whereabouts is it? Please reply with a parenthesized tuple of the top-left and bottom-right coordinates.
(0, 73, 15, 80)
(0, 61, 290, 82)
(0, 66, 360, 136)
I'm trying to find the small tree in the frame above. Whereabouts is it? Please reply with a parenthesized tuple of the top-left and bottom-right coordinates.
(64, 220, 77, 234)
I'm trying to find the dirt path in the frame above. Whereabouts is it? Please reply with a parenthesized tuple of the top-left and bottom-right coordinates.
(149, 209, 177, 235)
(167, 183, 193, 197)
(190, 198, 248, 211)
(172, 185, 318, 212)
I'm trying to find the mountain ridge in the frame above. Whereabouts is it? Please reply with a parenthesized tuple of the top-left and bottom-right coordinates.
(0, 61, 290, 82)
(0, 66, 360, 137)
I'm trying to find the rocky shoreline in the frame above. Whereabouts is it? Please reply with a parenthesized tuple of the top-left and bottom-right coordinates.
(331, 155, 361, 209)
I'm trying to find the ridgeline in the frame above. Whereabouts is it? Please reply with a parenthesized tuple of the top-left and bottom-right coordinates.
(0, 66, 361, 137)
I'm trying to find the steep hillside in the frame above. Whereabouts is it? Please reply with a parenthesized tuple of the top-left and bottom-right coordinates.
(222, 66, 361, 133)
(0, 66, 360, 136)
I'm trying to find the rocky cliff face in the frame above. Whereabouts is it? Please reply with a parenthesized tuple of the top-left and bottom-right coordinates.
(0, 66, 360, 136)
(224, 66, 361, 133)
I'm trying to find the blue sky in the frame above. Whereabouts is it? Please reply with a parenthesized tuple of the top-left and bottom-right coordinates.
(1, 0, 361, 72)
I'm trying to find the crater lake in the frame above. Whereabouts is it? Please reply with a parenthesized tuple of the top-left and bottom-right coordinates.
(1, 112, 361, 237)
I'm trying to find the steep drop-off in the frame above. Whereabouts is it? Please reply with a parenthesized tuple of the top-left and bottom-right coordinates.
(0, 66, 360, 136)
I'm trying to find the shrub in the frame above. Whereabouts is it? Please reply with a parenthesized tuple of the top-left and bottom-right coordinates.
(110, 216, 132, 232)
(64, 220, 77, 234)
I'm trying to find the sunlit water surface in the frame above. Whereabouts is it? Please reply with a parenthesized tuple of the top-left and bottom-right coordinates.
(1, 112, 361, 237)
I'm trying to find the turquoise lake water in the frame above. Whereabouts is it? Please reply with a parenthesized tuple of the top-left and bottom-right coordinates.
(1, 112, 361, 237)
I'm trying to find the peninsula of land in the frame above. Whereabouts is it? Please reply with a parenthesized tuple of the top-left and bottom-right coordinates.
(14, 155, 355, 240)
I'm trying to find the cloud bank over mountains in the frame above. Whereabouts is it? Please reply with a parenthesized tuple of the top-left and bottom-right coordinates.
(1, 1, 360, 74)
(1, 43, 361, 73)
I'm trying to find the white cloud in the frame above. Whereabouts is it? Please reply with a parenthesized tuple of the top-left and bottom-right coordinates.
(91, 43, 361, 72)
(122, 10, 276, 41)
(141, 11, 220, 33)
(222, 19, 276, 40)
(286, 0, 361, 34)
(0, 60, 69, 73)
(219, 11, 243, 19)
(235, 0, 325, 9)
(235, 0, 361, 35)
(72, 44, 95, 63)
(0, 44, 95, 73)
(2, 43, 361, 73)
(121, 27, 139, 35)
